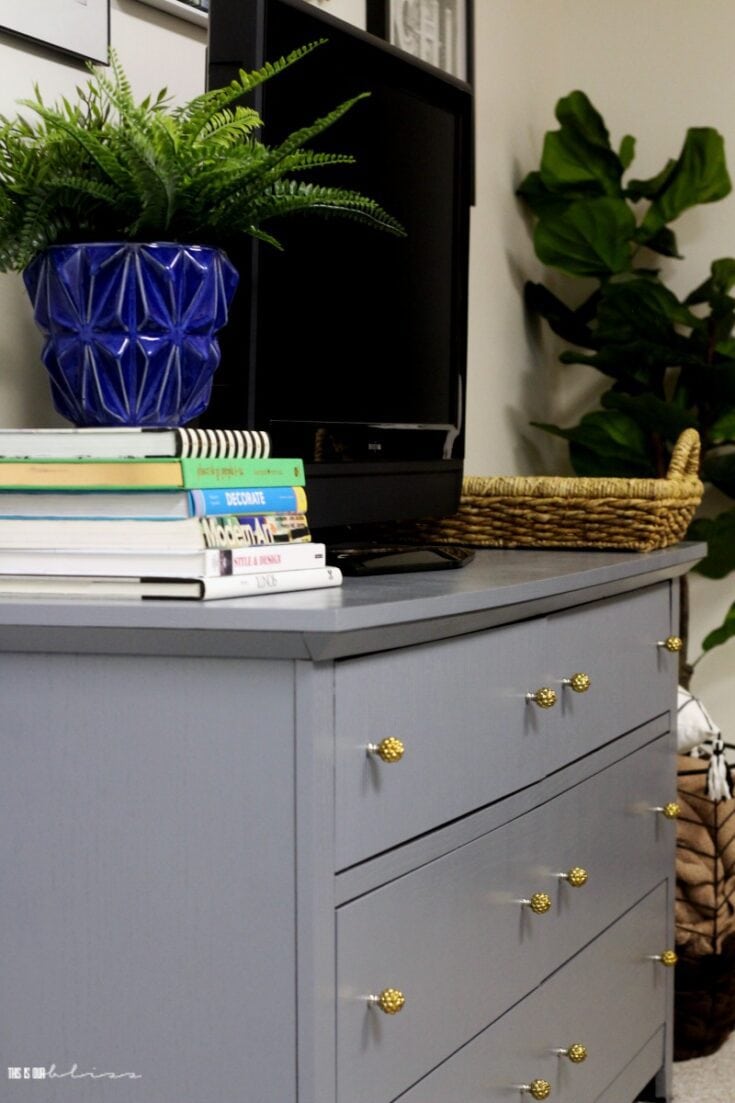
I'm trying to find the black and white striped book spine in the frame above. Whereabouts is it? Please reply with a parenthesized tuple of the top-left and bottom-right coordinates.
(176, 428, 271, 459)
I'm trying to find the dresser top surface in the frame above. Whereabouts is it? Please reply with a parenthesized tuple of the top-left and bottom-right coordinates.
(0, 543, 705, 660)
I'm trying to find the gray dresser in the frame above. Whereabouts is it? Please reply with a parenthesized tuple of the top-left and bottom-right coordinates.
(0, 545, 703, 1102)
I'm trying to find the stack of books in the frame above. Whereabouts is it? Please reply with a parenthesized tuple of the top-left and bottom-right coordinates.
(0, 426, 343, 601)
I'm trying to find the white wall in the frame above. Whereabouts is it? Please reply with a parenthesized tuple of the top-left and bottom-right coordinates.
(469, 0, 735, 737)
(0, 0, 730, 732)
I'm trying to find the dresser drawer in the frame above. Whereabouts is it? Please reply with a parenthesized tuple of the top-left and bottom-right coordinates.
(335, 583, 674, 869)
(541, 585, 676, 775)
(392, 883, 669, 1103)
(336, 735, 676, 1103)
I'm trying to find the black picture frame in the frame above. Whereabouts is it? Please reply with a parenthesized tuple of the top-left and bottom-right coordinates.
(366, 0, 473, 86)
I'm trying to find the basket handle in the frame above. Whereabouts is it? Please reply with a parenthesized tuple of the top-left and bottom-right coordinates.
(666, 429, 701, 480)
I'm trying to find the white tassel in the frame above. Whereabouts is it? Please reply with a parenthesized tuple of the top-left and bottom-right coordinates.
(676, 685, 731, 801)
(708, 736, 732, 802)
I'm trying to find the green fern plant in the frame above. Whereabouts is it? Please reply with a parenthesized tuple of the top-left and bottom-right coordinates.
(0, 44, 405, 272)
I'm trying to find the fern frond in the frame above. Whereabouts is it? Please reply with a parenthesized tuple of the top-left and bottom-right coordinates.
(18, 100, 131, 191)
(177, 41, 324, 141)
(0, 44, 405, 272)
(197, 107, 262, 147)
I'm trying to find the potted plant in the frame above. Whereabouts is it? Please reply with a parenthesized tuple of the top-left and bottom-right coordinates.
(516, 89, 735, 689)
(0, 46, 404, 427)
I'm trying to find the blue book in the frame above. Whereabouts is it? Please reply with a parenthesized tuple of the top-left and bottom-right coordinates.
(190, 486, 307, 516)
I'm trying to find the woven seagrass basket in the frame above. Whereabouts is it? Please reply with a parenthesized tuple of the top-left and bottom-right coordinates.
(388, 428, 704, 552)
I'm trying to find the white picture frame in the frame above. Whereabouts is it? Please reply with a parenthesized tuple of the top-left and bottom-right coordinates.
(133, 0, 208, 29)
(0, 0, 109, 63)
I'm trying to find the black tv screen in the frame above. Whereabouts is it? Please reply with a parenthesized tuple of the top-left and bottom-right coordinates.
(205, 0, 472, 535)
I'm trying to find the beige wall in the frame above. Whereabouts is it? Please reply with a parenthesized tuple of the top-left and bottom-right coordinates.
(0, 0, 730, 732)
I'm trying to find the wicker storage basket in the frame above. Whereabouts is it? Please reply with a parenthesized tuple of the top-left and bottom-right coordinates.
(389, 428, 703, 553)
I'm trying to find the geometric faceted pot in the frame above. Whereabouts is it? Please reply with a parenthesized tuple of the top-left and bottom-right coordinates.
(23, 242, 239, 427)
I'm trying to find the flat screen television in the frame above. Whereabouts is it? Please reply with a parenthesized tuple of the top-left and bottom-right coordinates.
(204, 0, 472, 541)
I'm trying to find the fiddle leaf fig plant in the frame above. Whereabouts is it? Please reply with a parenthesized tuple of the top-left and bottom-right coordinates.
(517, 89, 735, 681)
(0, 44, 405, 272)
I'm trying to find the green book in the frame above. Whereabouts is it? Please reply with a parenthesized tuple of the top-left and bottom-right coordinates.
(0, 456, 305, 491)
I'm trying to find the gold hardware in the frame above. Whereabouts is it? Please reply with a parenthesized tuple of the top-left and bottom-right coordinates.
(554, 1043, 587, 1063)
(658, 636, 683, 653)
(653, 802, 681, 820)
(649, 949, 678, 967)
(519, 1080, 552, 1099)
(367, 737, 405, 763)
(558, 866, 588, 888)
(562, 672, 591, 693)
(526, 687, 557, 709)
(368, 988, 406, 1014)
(520, 892, 552, 914)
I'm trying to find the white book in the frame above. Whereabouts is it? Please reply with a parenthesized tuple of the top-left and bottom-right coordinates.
(0, 566, 343, 601)
(0, 517, 316, 554)
(0, 542, 326, 578)
(0, 427, 271, 460)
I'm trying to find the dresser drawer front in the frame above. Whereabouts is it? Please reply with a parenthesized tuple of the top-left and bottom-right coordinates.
(542, 585, 674, 773)
(335, 584, 674, 869)
(335, 615, 546, 869)
(393, 884, 669, 1103)
(336, 736, 675, 1103)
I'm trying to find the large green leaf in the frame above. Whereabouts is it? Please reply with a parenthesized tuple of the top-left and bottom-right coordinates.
(701, 601, 735, 652)
(559, 341, 685, 388)
(637, 128, 731, 242)
(686, 257, 735, 304)
(618, 134, 636, 171)
(641, 226, 681, 259)
(539, 91, 624, 197)
(625, 158, 677, 201)
(515, 171, 578, 219)
(601, 390, 698, 439)
(558, 279, 705, 385)
(523, 282, 596, 347)
(533, 197, 635, 277)
(555, 90, 612, 149)
(689, 510, 735, 578)
(532, 409, 655, 476)
(594, 278, 702, 343)
(710, 408, 735, 443)
(702, 451, 735, 497)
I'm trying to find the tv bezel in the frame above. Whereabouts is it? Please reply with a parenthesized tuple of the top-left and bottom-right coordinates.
(205, 0, 473, 537)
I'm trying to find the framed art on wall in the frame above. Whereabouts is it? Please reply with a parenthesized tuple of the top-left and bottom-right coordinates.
(0, 0, 109, 63)
(133, 0, 208, 27)
(366, 0, 472, 83)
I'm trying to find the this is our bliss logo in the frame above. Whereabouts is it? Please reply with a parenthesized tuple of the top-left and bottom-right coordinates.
(8, 1064, 142, 1081)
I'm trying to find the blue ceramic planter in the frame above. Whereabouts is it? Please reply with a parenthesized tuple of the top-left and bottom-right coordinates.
(23, 242, 239, 427)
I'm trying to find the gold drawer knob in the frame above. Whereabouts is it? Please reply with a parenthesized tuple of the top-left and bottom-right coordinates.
(369, 988, 406, 1014)
(367, 737, 405, 763)
(519, 1080, 552, 1099)
(650, 949, 678, 967)
(558, 866, 589, 888)
(520, 892, 552, 914)
(554, 1042, 588, 1063)
(654, 802, 681, 820)
(658, 636, 683, 653)
(562, 672, 591, 693)
(526, 687, 557, 709)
